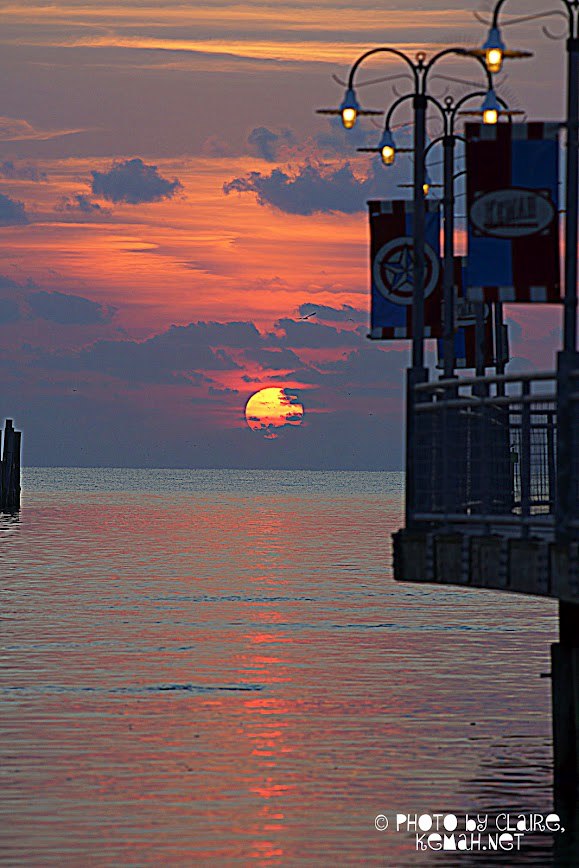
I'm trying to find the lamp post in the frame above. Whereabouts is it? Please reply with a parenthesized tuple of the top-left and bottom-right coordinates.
(471, 0, 577, 353)
(319, 47, 493, 372)
(374, 90, 511, 379)
(319, 48, 494, 526)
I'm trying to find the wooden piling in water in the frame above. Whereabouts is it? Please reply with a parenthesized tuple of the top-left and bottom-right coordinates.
(0, 419, 21, 512)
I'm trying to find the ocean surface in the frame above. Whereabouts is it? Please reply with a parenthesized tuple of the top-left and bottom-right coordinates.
(0, 468, 571, 865)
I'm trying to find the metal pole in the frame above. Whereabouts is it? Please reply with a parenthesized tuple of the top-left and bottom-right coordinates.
(494, 303, 505, 376)
(475, 302, 486, 378)
(520, 379, 531, 538)
(564, 35, 579, 354)
(557, 28, 579, 546)
(494, 302, 506, 397)
(406, 91, 428, 527)
(412, 93, 427, 370)
(442, 133, 455, 378)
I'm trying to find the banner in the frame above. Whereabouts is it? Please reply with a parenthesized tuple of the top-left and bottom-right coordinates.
(465, 122, 561, 303)
(437, 258, 494, 369)
(369, 199, 442, 339)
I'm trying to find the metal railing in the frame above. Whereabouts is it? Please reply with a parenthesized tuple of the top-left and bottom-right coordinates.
(408, 371, 559, 534)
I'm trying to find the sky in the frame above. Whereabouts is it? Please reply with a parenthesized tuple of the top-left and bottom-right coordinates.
(0, 1, 571, 469)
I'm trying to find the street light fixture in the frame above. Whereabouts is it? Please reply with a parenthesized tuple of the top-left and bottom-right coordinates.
(340, 87, 359, 129)
(318, 89, 383, 127)
(378, 128, 396, 164)
(483, 27, 507, 73)
(470, 22, 533, 73)
(481, 88, 501, 124)
(459, 87, 523, 124)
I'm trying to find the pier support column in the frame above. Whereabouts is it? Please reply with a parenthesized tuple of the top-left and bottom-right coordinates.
(552, 601, 579, 845)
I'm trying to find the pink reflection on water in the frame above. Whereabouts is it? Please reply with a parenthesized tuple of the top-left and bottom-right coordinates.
(1, 475, 559, 865)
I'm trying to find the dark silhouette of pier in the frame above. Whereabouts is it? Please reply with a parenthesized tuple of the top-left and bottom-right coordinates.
(394, 353, 579, 839)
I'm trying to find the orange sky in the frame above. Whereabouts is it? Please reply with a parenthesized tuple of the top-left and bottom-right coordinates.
(0, 1, 569, 467)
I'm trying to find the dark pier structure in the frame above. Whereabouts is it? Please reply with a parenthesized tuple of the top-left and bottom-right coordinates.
(394, 355, 579, 831)
(1, 419, 22, 512)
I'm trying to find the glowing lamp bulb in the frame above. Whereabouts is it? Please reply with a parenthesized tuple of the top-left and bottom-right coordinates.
(482, 26, 506, 74)
(381, 145, 395, 165)
(339, 87, 360, 130)
(481, 88, 501, 126)
(378, 128, 396, 166)
(486, 47, 503, 74)
(423, 182, 430, 196)
(342, 107, 357, 129)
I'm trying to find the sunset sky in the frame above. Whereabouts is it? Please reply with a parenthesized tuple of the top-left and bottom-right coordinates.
(0, 1, 570, 469)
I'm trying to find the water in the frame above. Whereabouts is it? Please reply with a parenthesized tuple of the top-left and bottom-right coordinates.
(0, 468, 568, 865)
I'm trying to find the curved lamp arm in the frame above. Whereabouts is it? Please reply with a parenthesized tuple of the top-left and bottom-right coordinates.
(384, 91, 447, 133)
(492, 0, 575, 32)
(423, 91, 510, 160)
(347, 47, 420, 92)
(424, 48, 494, 92)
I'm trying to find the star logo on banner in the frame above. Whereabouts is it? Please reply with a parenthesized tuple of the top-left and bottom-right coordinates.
(383, 244, 414, 296)
(373, 236, 440, 305)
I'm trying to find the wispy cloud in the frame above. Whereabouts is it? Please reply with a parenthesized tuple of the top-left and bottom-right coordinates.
(0, 116, 87, 143)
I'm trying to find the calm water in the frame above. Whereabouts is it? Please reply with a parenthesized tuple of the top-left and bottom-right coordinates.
(0, 469, 568, 865)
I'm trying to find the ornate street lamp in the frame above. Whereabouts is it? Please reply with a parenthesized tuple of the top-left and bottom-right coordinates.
(318, 48, 496, 529)
(363, 88, 512, 379)
(318, 48, 492, 375)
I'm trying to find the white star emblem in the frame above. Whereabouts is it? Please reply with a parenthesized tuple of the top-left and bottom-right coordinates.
(373, 236, 440, 305)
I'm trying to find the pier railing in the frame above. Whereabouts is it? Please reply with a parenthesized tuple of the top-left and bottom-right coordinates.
(408, 370, 564, 535)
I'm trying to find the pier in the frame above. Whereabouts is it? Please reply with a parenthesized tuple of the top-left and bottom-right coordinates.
(394, 353, 579, 821)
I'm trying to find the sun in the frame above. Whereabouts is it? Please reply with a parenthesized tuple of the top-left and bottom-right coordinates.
(245, 388, 304, 439)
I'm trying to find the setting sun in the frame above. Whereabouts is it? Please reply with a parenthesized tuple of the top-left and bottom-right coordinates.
(245, 387, 304, 438)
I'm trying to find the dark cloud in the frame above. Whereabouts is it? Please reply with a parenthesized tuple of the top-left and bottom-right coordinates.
(91, 158, 182, 204)
(247, 126, 296, 162)
(0, 274, 35, 290)
(274, 317, 361, 348)
(245, 347, 302, 369)
(57, 193, 111, 216)
(8, 311, 430, 469)
(208, 385, 239, 396)
(0, 160, 46, 181)
(204, 121, 383, 164)
(0, 192, 29, 225)
(0, 298, 21, 324)
(298, 303, 365, 323)
(314, 116, 382, 157)
(223, 160, 395, 215)
(36, 321, 242, 384)
(182, 320, 263, 348)
(27, 290, 116, 325)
